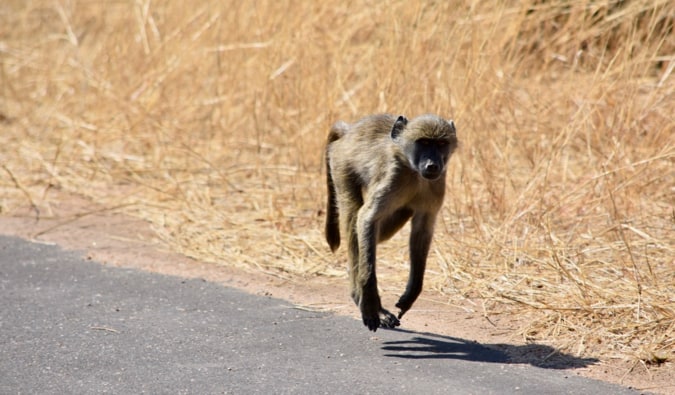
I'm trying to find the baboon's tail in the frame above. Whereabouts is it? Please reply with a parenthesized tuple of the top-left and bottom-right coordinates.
(324, 123, 345, 252)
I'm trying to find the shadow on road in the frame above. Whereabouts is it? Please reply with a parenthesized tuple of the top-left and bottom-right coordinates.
(382, 328, 598, 369)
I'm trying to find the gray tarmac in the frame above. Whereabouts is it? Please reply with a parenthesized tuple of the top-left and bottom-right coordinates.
(0, 235, 640, 394)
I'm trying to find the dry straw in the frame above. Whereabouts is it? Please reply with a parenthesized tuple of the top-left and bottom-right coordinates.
(1, 0, 673, 364)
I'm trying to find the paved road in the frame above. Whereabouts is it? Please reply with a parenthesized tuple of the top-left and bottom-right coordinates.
(0, 235, 639, 394)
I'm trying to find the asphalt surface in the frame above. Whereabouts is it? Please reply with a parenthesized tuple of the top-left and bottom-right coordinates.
(0, 235, 640, 394)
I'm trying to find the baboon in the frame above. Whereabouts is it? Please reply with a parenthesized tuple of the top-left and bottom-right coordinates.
(325, 114, 457, 331)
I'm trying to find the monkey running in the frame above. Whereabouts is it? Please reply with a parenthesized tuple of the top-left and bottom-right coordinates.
(324, 114, 457, 331)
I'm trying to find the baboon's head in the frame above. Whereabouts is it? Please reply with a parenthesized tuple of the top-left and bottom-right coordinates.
(391, 115, 457, 180)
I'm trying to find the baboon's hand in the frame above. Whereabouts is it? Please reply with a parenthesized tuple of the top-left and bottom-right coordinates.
(362, 312, 380, 332)
(360, 298, 381, 331)
(395, 300, 412, 319)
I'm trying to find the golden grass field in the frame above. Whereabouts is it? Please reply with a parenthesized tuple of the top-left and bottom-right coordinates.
(1, 0, 673, 367)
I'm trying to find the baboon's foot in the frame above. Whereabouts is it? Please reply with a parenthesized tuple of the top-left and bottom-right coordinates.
(378, 308, 400, 329)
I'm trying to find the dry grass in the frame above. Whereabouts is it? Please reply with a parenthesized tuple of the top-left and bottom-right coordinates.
(1, 0, 673, 365)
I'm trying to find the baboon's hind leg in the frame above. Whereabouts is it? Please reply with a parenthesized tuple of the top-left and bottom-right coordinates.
(337, 189, 363, 308)
(377, 208, 413, 243)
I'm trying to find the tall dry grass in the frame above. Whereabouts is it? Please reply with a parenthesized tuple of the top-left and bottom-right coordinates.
(1, 1, 673, 363)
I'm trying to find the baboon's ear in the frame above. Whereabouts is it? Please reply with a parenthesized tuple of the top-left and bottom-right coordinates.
(390, 116, 408, 140)
(448, 120, 456, 134)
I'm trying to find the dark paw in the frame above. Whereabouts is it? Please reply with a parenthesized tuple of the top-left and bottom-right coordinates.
(362, 314, 380, 332)
(395, 301, 410, 319)
(379, 308, 400, 329)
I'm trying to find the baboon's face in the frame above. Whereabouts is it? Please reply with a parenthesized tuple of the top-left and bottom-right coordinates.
(407, 137, 453, 180)
(392, 116, 457, 181)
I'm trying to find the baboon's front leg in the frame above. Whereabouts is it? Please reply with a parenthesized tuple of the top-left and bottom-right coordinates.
(356, 211, 380, 331)
(396, 213, 435, 319)
(356, 206, 399, 331)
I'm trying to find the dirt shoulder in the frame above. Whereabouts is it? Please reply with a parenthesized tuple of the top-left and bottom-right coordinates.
(0, 200, 672, 394)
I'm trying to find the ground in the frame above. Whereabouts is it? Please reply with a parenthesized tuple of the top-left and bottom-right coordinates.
(0, 199, 672, 394)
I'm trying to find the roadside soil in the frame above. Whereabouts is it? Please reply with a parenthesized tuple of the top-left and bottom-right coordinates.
(1, 196, 672, 394)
